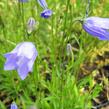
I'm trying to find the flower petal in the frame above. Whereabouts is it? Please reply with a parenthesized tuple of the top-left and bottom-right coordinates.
(17, 57, 29, 80)
(17, 42, 37, 59)
(28, 51, 38, 71)
(84, 17, 109, 29)
(83, 24, 109, 40)
(10, 102, 18, 109)
(4, 53, 18, 70)
(41, 9, 52, 18)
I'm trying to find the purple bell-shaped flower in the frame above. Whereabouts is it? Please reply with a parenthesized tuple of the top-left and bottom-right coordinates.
(4, 42, 38, 80)
(83, 16, 109, 40)
(37, 0, 53, 18)
(41, 9, 52, 18)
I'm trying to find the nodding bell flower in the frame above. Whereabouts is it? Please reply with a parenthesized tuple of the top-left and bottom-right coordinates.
(4, 42, 38, 80)
(83, 16, 109, 40)
(37, 0, 53, 18)
(41, 9, 52, 18)
(27, 17, 36, 34)
(10, 102, 18, 109)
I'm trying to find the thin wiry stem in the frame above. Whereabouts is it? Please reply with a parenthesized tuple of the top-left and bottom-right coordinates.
(86, 0, 90, 17)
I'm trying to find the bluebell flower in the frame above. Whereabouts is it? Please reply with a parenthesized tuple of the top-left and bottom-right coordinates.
(37, 0, 53, 18)
(41, 9, 52, 18)
(27, 17, 36, 34)
(83, 16, 109, 40)
(37, 0, 48, 9)
(18, 0, 28, 2)
(4, 42, 38, 80)
(10, 102, 18, 109)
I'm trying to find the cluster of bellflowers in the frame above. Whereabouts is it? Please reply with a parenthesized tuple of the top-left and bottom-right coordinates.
(5, 0, 109, 108)
(4, 0, 52, 108)
(25, 0, 52, 34)
(82, 0, 109, 40)
(4, 0, 53, 81)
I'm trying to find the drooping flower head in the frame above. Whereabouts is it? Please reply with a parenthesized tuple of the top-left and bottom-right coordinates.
(83, 17, 109, 40)
(37, 0, 53, 18)
(41, 9, 52, 18)
(4, 42, 38, 80)
(27, 17, 36, 34)
(10, 102, 18, 109)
